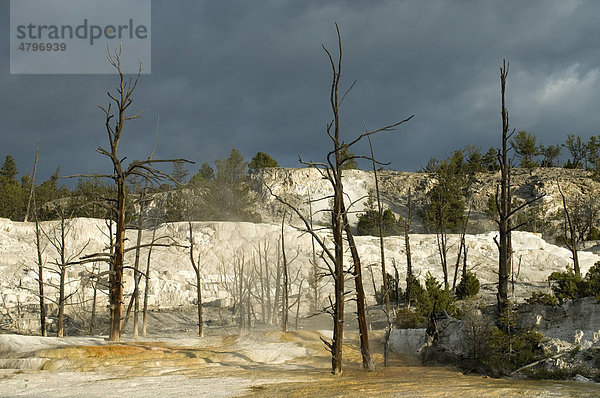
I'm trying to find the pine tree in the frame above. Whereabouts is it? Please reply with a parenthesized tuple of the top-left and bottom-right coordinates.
(189, 162, 215, 187)
(356, 191, 402, 236)
(172, 160, 189, 184)
(510, 131, 540, 169)
(0, 155, 25, 219)
(340, 144, 358, 170)
(424, 150, 467, 288)
(248, 152, 279, 173)
(0, 155, 18, 182)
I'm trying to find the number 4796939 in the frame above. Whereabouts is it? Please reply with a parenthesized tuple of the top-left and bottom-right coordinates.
(18, 42, 66, 51)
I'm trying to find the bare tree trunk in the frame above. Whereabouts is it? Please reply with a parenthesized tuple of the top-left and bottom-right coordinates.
(405, 188, 413, 305)
(325, 24, 346, 376)
(188, 221, 204, 337)
(24, 143, 39, 223)
(452, 207, 471, 289)
(435, 200, 449, 289)
(255, 255, 266, 324)
(196, 270, 204, 336)
(281, 214, 289, 332)
(90, 263, 97, 335)
(132, 191, 147, 339)
(392, 260, 401, 309)
(261, 24, 412, 375)
(295, 280, 303, 330)
(264, 244, 273, 324)
(122, 202, 145, 337)
(246, 275, 252, 330)
(142, 227, 156, 337)
(34, 212, 46, 336)
(367, 135, 389, 367)
(57, 266, 65, 337)
(109, 179, 126, 341)
(342, 207, 373, 370)
(262, 243, 273, 324)
(307, 191, 321, 312)
(462, 238, 468, 277)
(56, 215, 67, 337)
(272, 242, 282, 326)
(558, 183, 580, 275)
(497, 60, 511, 313)
(238, 253, 246, 331)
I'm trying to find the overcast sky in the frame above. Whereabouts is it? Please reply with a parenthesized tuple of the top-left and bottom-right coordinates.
(2, 0, 600, 183)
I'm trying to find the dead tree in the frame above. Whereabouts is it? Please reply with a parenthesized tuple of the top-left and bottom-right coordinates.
(252, 239, 274, 324)
(33, 202, 46, 336)
(122, 187, 149, 338)
(494, 60, 543, 313)
(67, 47, 190, 341)
(558, 182, 580, 275)
(272, 240, 283, 326)
(495, 60, 513, 313)
(188, 221, 205, 337)
(279, 225, 303, 333)
(131, 188, 149, 338)
(281, 213, 290, 332)
(141, 227, 157, 337)
(295, 279, 304, 330)
(264, 24, 412, 374)
(452, 206, 472, 289)
(306, 191, 324, 313)
(43, 208, 89, 337)
(23, 143, 39, 223)
(367, 135, 390, 366)
(121, 186, 174, 339)
(86, 260, 107, 335)
(404, 188, 414, 304)
(432, 189, 450, 289)
(342, 201, 373, 370)
(218, 250, 249, 330)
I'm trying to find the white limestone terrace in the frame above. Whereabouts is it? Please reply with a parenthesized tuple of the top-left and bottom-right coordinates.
(1, 217, 598, 322)
(252, 166, 600, 231)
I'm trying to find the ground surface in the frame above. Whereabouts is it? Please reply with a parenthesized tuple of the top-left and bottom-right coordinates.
(1, 327, 599, 398)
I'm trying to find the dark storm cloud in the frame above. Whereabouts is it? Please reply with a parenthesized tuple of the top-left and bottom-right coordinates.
(2, 0, 600, 183)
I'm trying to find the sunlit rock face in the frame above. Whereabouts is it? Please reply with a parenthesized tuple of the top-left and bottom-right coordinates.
(2, 214, 599, 333)
(252, 166, 600, 232)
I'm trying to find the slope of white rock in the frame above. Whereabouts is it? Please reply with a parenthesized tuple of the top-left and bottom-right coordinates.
(2, 216, 598, 325)
(253, 167, 600, 233)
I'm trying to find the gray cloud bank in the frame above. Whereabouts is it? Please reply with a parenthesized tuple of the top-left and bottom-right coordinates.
(2, 0, 600, 182)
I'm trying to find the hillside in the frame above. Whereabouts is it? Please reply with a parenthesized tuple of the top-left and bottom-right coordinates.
(1, 217, 598, 334)
(253, 166, 600, 234)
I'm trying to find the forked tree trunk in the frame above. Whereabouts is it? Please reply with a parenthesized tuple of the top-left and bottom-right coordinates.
(343, 208, 373, 370)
